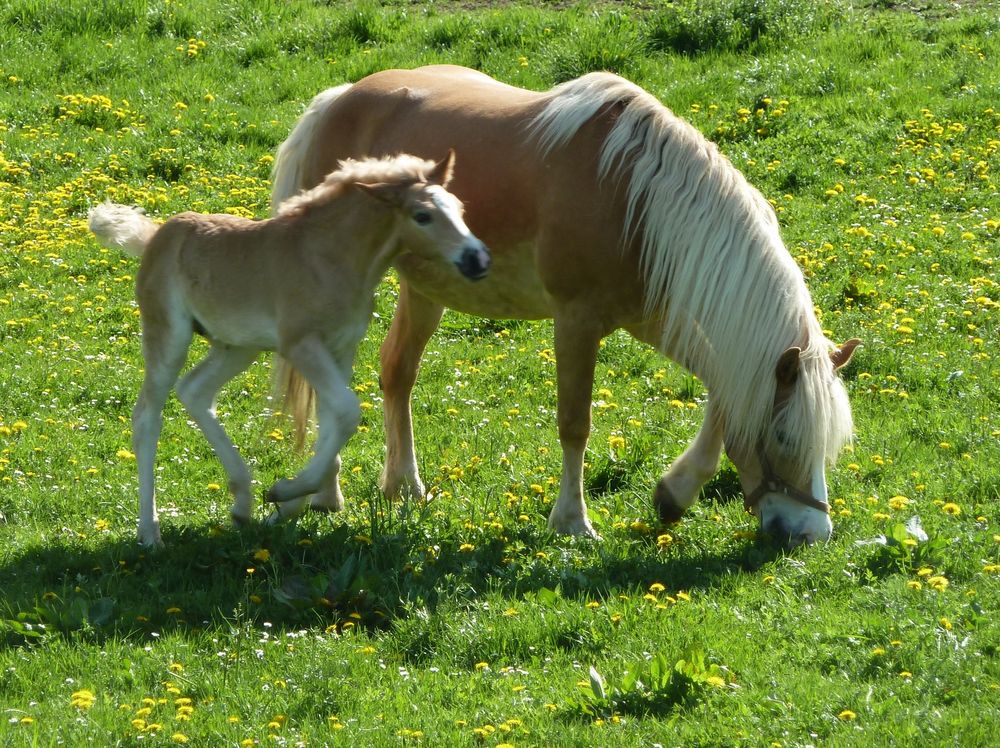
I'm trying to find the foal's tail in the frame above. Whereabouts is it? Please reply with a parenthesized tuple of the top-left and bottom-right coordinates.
(270, 82, 353, 448)
(88, 203, 158, 256)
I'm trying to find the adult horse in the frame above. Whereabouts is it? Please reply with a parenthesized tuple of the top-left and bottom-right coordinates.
(270, 65, 859, 545)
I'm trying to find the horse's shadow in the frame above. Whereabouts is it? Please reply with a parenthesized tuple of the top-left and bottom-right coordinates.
(0, 485, 784, 648)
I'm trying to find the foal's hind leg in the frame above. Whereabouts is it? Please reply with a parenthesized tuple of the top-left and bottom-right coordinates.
(267, 338, 360, 506)
(654, 399, 723, 523)
(132, 325, 192, 547)
(175, 344, 259, 525)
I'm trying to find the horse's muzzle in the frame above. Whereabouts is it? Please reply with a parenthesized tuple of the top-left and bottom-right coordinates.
(456, 242, 491, 281)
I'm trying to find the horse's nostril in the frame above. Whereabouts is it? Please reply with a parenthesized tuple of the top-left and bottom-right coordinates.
(763, 515, 787, 539)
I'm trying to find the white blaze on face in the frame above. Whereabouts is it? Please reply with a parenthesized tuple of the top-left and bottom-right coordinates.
(427, 185, 474, 242)
(811, 461, 828, 506)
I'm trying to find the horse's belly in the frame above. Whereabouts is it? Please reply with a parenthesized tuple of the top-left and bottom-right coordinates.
(395, 242, 553, 320)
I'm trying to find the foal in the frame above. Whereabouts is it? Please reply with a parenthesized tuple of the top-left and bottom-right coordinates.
(89, 152, 490, 547)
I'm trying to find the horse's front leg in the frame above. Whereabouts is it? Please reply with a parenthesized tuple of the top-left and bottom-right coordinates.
(267, 338, 360, 506)
(654, 399, 723, 523)
(377, 281, 445, 500)
(547, 309, 605, 538)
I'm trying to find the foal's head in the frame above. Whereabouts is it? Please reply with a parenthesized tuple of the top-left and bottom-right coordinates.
(348, 151, 491, 281)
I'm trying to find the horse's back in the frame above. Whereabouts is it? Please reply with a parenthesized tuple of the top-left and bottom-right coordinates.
(300, 66, 646, 321)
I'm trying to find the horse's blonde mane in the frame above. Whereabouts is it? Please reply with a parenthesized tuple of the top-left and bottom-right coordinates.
(275, 153, 435, 217)
(531, 73, 852, 474)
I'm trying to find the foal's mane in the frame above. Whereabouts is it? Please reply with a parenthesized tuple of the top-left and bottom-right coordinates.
(276, 154, 435, 217)
(531, 74, 852, 473)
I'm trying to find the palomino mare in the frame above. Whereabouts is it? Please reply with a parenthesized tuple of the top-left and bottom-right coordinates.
(271, 65, 860, 545)
(89, 152, 490, 546)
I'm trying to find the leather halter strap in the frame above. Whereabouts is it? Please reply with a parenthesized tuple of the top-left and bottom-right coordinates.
(743, 442, 831, 515)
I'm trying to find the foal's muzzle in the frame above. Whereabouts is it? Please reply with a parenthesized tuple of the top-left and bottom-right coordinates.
(455, 241, 491, 281)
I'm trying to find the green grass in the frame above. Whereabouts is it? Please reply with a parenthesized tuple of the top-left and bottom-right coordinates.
(1, 0, 998, 744)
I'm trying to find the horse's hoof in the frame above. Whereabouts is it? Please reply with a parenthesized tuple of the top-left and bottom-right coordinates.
(547, 514, 602, 540)
(653, 480, 686, 524)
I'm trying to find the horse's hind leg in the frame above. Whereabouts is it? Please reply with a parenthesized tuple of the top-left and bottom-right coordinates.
(132, 324, 192, 547)
(267, 338, 360, 507)
(377, 282, 445, 500)
(654, 399, 723, 523)
(175, 344, 259, 525)
(547, 309, 606, 538)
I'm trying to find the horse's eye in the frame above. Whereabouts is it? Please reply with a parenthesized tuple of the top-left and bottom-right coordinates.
(413, 211, 433, 226)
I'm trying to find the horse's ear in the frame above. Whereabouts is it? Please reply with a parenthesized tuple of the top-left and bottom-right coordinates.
(428, 149, 456, 187)
(776, 346, 801, 387)
(831, 338, 862, 371)
(355, 181, 403, 206)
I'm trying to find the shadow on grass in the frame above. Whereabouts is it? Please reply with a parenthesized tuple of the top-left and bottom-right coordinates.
(0, 481, 784, 649)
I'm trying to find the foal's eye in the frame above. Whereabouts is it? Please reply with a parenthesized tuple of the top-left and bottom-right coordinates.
(412, 211, 433, 226)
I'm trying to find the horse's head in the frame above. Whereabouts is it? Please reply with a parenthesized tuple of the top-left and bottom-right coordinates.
(725, 338, 860, 546)
(355, 150, 491, 281)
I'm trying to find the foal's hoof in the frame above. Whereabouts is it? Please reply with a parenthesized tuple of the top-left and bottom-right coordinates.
(137, 525, 164, 549)
(264, 484, 294, 504)
(310, 505, 335, 515)
(653, 480, 687, 525)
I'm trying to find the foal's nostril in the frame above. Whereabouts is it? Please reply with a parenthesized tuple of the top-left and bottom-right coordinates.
(457, 244, 491, 280)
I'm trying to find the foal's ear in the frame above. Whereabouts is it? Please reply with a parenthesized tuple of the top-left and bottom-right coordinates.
(354, 181, 404, 207)
(775, 346, 801, 388)
(427, 149, 456, 187)
(831, 338, 862, 371)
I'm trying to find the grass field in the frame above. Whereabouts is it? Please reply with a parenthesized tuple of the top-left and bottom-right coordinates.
(1, 0, 998, 745)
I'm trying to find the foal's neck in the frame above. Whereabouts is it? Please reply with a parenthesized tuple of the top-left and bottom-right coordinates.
(282, 191, 400, 285)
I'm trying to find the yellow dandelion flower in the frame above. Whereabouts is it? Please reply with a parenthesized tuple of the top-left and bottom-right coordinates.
(941, 502, 961, 516)
(253, 548, 271, 562)
(648, 582, 665, 593)
(927, 575, 949, 592)
(838, 710, 857, 721)
(888, 495, 910, 510)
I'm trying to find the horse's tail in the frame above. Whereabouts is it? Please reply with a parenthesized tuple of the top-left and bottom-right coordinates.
(270, 82, 353, 449)
(270, 82, 353, 214)
(87, 203, 159, 256)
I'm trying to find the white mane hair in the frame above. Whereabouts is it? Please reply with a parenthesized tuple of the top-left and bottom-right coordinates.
(275, 153, 435, 217)
(531, 73, 853, 478)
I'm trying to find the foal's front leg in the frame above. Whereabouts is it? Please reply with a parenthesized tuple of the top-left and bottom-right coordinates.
(654, 399, 723, 523)
(175, 344, 259, 525)
(267, 338, 360, 507)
